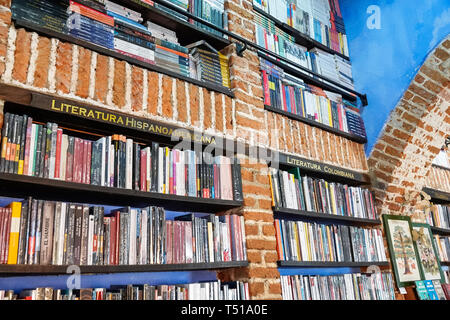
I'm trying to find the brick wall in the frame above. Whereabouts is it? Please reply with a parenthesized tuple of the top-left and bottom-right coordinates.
(0, 0, 371, 299)
(368, 35, 450, 222)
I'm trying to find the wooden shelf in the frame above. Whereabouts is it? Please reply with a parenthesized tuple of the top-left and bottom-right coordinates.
(430, 226, 450, 237)
(0, 261, 249, 275)
(253, 6, 350, 61)
(277, 261, 389, 268)
(422, 187, 450, 204)
(0, 173, 243, 212)
(13, 19, 233, 98)
(273, 207, 381, 226)
(264, 105, 367, 144)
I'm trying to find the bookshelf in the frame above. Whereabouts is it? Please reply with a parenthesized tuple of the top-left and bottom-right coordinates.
(252, 5, 350, 61)
(14, 19, 233, 98)
(258, 52, 358, 104)
(0, 261, 249, 275)
(0, 89, 246, 277)
(264, 104, 367, 144)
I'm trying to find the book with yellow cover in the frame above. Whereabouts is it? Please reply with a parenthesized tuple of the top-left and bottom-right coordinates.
(7, 202, 22, 264)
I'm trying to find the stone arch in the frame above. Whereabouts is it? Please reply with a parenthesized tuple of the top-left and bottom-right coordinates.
(368, 35, 450, 219)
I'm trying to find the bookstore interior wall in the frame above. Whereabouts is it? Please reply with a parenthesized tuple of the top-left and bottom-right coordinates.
(0, 0, 447, 300)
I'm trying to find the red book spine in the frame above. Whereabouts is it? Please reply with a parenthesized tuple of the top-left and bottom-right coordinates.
(86, 141, 92, 185)
(226, 215, 232, 262)
(54, 129, 62, 179)
(235, 215, 241, 261)
(81, 140, 88, 184)
(180, 221, 185, 264)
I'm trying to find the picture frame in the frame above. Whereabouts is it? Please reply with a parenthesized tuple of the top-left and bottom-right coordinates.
(383, 214, 423, 287)
(411, 222, 445, 283)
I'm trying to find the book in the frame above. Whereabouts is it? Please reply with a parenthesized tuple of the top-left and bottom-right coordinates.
(424, 280, 439, 300)
(415, 280, 430, 300)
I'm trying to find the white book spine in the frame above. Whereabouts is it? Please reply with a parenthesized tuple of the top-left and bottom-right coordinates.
(60, 135, 68, 181)
(100, 138, 106, 187)
(28, 124, 37, 176)
(129, 209, 137, 265)
(58, 202, 66, 265)
(125, 139, 133, 189)
(158, 148, 164, 193)
(109, 144, 115, 187)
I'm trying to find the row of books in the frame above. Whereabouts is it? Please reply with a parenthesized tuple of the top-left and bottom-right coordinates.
(274, 219, 387, 263)
(425, 204, 450, 230)
(0, 280, 249, 300)
(269, 168, 378, 220)
(260, 58, 365, 138)
(11, 0, 230, 87)
(253, 0, 349, 57)
(415, 280, 449, 300)
(435, 235, 450, 263)
(0, 112, 243, 201)
(280, 272, 396, 300)
(0, 198, 247, 265)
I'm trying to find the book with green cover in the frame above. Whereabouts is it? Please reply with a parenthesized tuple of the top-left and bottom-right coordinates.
(415, 280, 429, 300)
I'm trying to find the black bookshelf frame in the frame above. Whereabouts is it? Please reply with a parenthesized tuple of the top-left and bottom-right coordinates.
(253, 5, 350, 61)
(441, 261, 450, 267)
(273, 207, 381, 226)
(13, 19, 234, 98)
(422, 187, 450, 204)
(430, 226, 450, 237)
(0, 173, 243, 212)
(0, 261, 249, 276)
(264, 104, 367, 144)
(277, 261, 389, 268)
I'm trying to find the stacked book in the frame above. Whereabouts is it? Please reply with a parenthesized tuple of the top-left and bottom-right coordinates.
(67, 0, 115, 49)
(275, 219, 387, 263)
(415, 280, 448, 300)
(269, 168, 378, 220)
(190, 48, 231, 88)
(253, 0, 349, 57)
(0, 198, 247, 266)
(435, 235, 450, 262)
(0, 112, 244, 201)
(260, 58, 366, 138)
(0, 280, 249, 300)
(426, 204, 450, 229)
(281, 272, 396, 300)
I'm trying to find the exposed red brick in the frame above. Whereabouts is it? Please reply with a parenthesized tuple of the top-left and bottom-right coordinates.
(12, 28, 31, 83)
(94, 54, 108, 103)
(75, 47, 91, 98)
(131, 66, 143, 111)
(33, 37, 51, 88)
(176, 79, 187, 122)
(147, 71, 158, 116)
(202, 88, 212, 130)
(190, 83, 199, 126)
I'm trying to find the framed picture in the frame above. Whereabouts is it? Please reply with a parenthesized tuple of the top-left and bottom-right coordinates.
(383, 214, 423, 287)
(412, 222, 445, 283)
